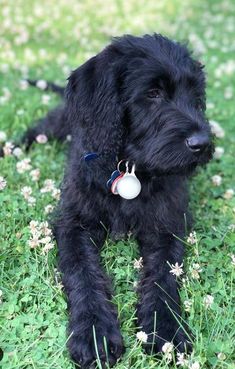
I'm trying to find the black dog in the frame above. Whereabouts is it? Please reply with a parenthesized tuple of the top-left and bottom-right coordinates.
(18, 34, 214, 368)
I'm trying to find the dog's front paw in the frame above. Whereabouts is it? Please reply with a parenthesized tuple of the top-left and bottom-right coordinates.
(68, 324, 124, 368)
(141, 321, 192, 355)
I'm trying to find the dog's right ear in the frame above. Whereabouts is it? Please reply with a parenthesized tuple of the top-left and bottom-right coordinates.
(65, 49, 124, 166)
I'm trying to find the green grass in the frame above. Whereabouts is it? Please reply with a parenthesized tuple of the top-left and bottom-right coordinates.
(0, 0, 235, 368)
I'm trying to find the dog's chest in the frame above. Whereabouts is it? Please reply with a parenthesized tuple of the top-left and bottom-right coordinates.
(106, 189, 157, 237)
(105, 176, 189, 238)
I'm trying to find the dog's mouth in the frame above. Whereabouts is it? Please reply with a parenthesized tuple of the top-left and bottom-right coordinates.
(124, 135, 214, 177)
(139, 162, 198, 177)
(134, 147, 213, 177)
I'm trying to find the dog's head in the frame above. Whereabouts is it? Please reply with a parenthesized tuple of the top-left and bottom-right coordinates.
(66, 34, 214, 177)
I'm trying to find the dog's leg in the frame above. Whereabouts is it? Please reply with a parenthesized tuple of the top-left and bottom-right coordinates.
(0, 105, 70, 157)
(56, 224, 124, 369)
(137, 233, 191, 354)
(0, 105, 70, 159)
(20, 105, 71, 150)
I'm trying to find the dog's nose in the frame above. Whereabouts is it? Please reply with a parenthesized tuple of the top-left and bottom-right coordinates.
(186, 134, 210, 152)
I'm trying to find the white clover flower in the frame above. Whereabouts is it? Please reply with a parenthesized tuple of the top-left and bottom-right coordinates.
(212, 175, 222, 186)
(29, 220, 40, 232)
(20, 188, 29, 200)
(187, 231, 197, 245)
(0, 96, 8, 105)
(203, 294, 214, 309)
(217, 352, 226, 360)
(34, 5, 44, 17)
(184, 300, 193, 312)
(44, 204, 54, 214)
(21, 188, 36, 205)
(39, 221, 52, 236)
(0, 176, 7, 190)
(14, 30, 29, 46)
(21, 186, 32, 199)
(2, 87, 11, 100)
(12, 147, 23, 158)
(24, 48, 36, 62)
(224, 86, 233, 99)
(16, 158, 32, 173)
(181, 277, 189, 287)
(133, 280, 138, 289)
(169, 262, 184, 277)
(40, 236, 52, 245)
(189, 362, 200, 369)
(39, 49, 47, 58)
(30, 168, 40, 181)
(19, 79, 29, 90)
(36, 79, 47, 90)
(16, 109, 25, 116)
(28, 220, 53, 251)
(36, 134, 48, 144)
(230, 254, 235, 266)
(223, 189, 234, 200)
(207, 102, 215, 109)
(0, 131, 7, 142)
(58, 52, 67, 63)
(225, 60, 235, 74)
(40, 179, 55, 193)
(162, 342, 174, 362)
(209, 120, 225, 138)
(134, 257, 143, 269)
(41, 94, 51, 105)
(188, 33, 206, 54)
(3, 141, 14, 156)
(0, 63, 9, 73)
(19, 65, 29, 78)
(62, 65, 71, 76)
(176, 352, 188, 366)
(52, 188, 61, 200)
(162, 342, 174, 354)
(28, 236, 41, 248)
(42, 242, 54, 253)
(190, 263, 202, 280)
(213, 146, 224, 159)
(136, 331, 148, 343)
(27, 196, 36, 206)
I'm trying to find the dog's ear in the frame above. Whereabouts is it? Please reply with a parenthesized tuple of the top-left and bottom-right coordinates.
(66, 49, 124, 166)
(192, 60, 206, 111)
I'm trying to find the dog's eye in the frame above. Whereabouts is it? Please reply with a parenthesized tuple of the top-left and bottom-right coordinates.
(147, 88, 162, 99)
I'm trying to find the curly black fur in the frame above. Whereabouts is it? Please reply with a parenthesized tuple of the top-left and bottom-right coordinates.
(18, 34, 214, 368)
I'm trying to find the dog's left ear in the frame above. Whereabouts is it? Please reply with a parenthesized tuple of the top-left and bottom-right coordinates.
(66, 47, 124, 168)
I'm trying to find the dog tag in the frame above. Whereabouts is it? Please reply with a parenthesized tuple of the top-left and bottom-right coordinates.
(111, 172, 125, 194)
(107, 170, 123, 191)
(116, 163, 141, 200)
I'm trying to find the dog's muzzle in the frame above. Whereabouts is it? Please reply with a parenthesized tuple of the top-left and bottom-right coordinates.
(185, 133, 210, 153)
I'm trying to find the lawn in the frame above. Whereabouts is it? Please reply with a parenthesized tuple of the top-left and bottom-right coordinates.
(0, 0, 235, 368)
